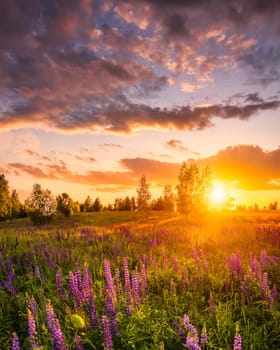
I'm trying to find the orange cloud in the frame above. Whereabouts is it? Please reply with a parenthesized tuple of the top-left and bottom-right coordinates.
(6, 145, 280, 192)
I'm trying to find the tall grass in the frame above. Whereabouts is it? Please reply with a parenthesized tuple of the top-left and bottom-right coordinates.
(0, 213, 280, 349)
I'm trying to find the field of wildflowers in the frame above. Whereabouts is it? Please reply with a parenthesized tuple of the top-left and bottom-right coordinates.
(1, 213, 280, 349)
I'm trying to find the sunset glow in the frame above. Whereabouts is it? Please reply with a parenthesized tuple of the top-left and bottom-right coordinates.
(0, 1, 279, 208)
(209, 182, 227, 205)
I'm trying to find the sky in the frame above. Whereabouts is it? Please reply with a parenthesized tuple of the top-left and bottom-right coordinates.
(0, 0, 280, 207)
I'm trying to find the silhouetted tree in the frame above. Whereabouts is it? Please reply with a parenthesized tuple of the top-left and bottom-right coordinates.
(151, 196, 164, 210)
(93, 197, 102, 212)
(137, 175, 151, 211)
(269, 201, 278, 210)
(131, 196, 137, 211)
(176, 162, 211, 216)
(83, 196, 93, 212)
(123, 196, 132, 211)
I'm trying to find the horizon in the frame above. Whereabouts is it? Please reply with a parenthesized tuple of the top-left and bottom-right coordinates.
(0, 1, 279, 207)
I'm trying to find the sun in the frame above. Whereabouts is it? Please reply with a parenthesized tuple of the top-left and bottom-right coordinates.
(209, 181, 226, 204)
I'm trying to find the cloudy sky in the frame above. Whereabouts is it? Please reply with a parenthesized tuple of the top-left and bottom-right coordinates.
(0, 0, 279, 206)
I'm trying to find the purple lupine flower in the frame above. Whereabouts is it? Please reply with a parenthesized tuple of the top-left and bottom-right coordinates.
(74, 335, 84, 350)
(27, 308, 40, 349)
(186, 336, 202, 350)
(172, 317, 185, 343)
(69, 271, 85, 306)
(249, 253, 261, 281)
(132, 272, 140, 310)
(104, 291, 114, 315)
(123, 257, 131, 316)
(200, 325, 208, 344)
(226, 253, 243, 278)
(46, 301, 56, 332)
(102, 315, 113, 350)
(12, 332, 20, 350)
(123, 258, 131, 293)
(34, 265, 40, 279)
(110, 308, 117, 337)
(45, 301, 68, 350)
(241, 281, 251, 305)
(27, 297, 38, 318)
(56, 269, 64, 299)
(141, 265, 147, 297)
(104, 260, 115, 300)
(262, 272, 269, 299)
(75, 268, 82, 291)
(1, 274, 17, 297)
(233, 333, 242, 350)
(82, 264, 92, 301)
(52, 318, 68, 350)
(89, 292, 98, 328)
(115, 268, 122, 301)
(183, 314, 198, 342)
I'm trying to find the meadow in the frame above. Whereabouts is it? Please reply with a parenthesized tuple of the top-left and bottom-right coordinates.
(1, 211, 280, 350)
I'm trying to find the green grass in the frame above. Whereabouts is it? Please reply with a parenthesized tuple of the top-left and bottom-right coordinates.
(1, 211, 280, 349)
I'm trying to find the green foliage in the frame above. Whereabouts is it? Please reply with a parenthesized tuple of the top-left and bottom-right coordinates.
(83, 195, 93, 212)
(1, 212, 280, 349)
(25, 183, 57, 224)
(0, 174, 12, 220)
(137, 175, 152, 212)
(92, 197, 102, 212)
(176, 163, 211, 216)
(10, 190, 23, 218)
(163, 185, 175, 211)
(57, 192, 76, 217)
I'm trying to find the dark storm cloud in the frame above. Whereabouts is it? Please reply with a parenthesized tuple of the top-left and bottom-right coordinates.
(0, 0, 280, 134)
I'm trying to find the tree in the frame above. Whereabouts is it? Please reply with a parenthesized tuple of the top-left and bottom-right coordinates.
(25, 184, 57, 224)
(269, 201, 278, 210)
(0, 174, 12, 220)
(56, 193, 75, 217)
(83, 196, 93, 212)
(10, 190, 22, 218)
(92, 197, 102, 212)
(176, 162, 211, 217)
(137, 175, 151, 212)
(151, 196, 164, 210)
(131, 197, 136, 211)
(163, 185, 175, 211)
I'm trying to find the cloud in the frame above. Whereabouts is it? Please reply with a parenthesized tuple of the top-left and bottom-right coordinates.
(8, 163, 57, 179)
(200, 145, 280, 190)
(98, 143, 122, 149)
(0, 0, 279, 137)
(7, 144, 280, 192)
(120, 157, 180, 184)
(164, 139, 189, 152)
(1, 93, 279, 134)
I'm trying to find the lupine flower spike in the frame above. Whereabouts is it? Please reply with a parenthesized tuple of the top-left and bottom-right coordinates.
(11, 332, 20, 350)
(234, 324, 242, 350)
(102, 315, 113, 350)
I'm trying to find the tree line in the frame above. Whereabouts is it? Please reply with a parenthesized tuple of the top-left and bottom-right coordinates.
(5, 162, 269, 224)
